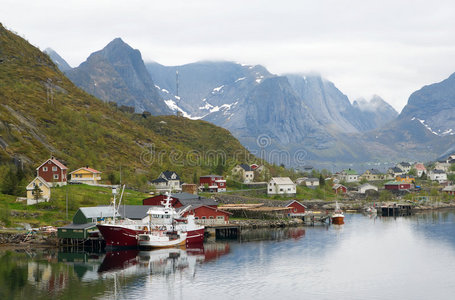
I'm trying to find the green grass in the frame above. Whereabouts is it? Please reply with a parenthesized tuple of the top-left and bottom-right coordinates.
(0, 184, 149, 227)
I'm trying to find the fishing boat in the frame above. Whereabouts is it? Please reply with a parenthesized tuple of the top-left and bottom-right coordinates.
(97, 191, 205, 248)
(331, 202, 345, 225)
(138, 230, 187, 249)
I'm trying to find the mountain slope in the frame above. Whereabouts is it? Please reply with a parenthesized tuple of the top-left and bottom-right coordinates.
(351, 95, 398, 131)
(0, 24, 250, 184)
(66, 38, 171, 115)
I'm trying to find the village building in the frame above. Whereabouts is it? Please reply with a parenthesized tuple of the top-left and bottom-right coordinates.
(295, 177, 308, 185)
(199, 175, 226, 192)
(396, 175, 415, 184)
(151, 170, 182, 193)
(231, 164, 254, 183)
(142, 192, 218, 208)
(36, 156, 68, 187)
(413, 163, 427, 177)
(360, 169, 385, 181)
(332, 183, 347, 194)
(429, 169, 447, 183)
(69, 166, 102, 184)
(181, 183, 197, 195)
(358, 183, 378, 194)
(384, 181, 411, 191)
(304, 177, 319, 188)
(442, 185, 455, 195)
(387, 167, 405, 178)
(285, 200, 307, 217)
(434, 161, 451, 172)
(26, 176, 51, 205)
(181, 205, 231, 225)
(267, 177, 296, 195)
(339, 169, 359, 183)
(396, 162, 412, 173)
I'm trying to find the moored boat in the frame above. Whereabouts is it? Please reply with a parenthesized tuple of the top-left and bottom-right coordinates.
(97, 193, 204, 248)
(138, 230, 187, 249)
(331, 202, 345, 225)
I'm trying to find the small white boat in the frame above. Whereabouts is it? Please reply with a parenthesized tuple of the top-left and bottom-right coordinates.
(138, 230, 187, 249)
(364, 206, 377, 214)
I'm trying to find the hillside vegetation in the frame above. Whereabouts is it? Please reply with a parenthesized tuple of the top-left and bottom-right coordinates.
(0, 23, 252, 192)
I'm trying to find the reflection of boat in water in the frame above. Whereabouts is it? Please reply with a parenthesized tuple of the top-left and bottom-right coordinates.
(331, 202, 345, 225)
(97, 243, 231, 276)
(138, 230, 187, 249)
(364, 206, 377, 215)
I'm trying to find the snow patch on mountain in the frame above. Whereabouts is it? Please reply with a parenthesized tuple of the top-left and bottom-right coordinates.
(212, 85, 224, 94)
(164, 99, 201, 119)
(412, 117, 455, 136)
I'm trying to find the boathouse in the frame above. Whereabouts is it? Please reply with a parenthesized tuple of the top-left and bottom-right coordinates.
(142, 192, 218, 208)
(384, 181, 411, 191)
(181, 205, 231, 225)
(285, 200, 307, 217)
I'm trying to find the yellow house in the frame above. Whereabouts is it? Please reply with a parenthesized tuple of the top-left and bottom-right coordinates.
(396, 175, 415, 184)
(26, 176, 51, 205)
(69, 167, 102, 184)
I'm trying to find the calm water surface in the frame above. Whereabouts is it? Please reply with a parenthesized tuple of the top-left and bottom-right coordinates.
(2, 210, 455, 300)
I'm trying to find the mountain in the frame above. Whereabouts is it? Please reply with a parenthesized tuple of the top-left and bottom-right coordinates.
(44, 48, 72, 72)
(0, 24, 251, 185)
(65, 38, 171, 115)
(399, 73, 455, 136)
(352, 95, 398, 131)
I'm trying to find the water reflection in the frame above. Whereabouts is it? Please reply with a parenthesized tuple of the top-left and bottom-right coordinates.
(2, 210, 455, 299)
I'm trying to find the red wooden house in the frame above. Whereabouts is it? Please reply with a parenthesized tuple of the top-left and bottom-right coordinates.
(333, 183, 347, 194)
(142, 192, 218, 208)
(199, 175, 226, 192)
(285, 200, 307, 216)
(384, 181, 411, 191)
(182, 205, 231, 225)
(36, 156, 68, 187)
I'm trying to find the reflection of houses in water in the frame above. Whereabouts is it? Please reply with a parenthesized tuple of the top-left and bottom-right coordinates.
(27, 262, 69, 294)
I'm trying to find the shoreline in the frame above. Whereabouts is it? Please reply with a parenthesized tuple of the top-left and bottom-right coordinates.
(1, 205, 454, 250)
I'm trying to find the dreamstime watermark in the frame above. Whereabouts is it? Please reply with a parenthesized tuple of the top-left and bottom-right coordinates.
(140, 134, 308, 167)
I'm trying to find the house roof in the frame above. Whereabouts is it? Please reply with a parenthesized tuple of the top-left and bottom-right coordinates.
(36, 157, 68, 170)
(342, 169, 358, 175)
(26, 176, 51, 190)
(389, 167, 404, 173)
(385, 181, 410, 186)
(365, 168, 382, 175)
(359, 183, 377, 189)
(239, 164, 253, 171)
(69, 167, 101, 174)
(398, 162, 411, 167)
(414, 163, 426, 170)
(332, 183, 346, 190)
(78, 206, 116, 219)
(284, 200, 307, 208)
(306, 178, 319, 182)
(431, 169, 446, 174)
(151, 177, 168, 184)
(270, 177, 295, 185)
(161, 170, 180, 180)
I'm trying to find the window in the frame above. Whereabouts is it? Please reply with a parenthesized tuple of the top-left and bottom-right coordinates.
(288, 188, 291, 191)
(201, 216, 206, 219)
(280, 188, 283, 192)
(52, 166, 57, 171)
(53, 174, 59, 180)
(43, 167, 48, 172)
(269, 189, 272, 192)
(195, 217, 199, 220)
(217, 216, 224, 220)
(209, 216, 214, 219)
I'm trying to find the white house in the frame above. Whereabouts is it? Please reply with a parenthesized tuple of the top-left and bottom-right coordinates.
(358, 183, 378, 194)
(434, 162, 451, 172)
(413, 163, 427, 177)
(231, 164, 254, 183)
(396, 162, 412, 173)
(339, 169, 359, 183)
(304, 177, 319, 188)
(151, 170, 181, 192)
(267, 177, 296, 195)
(429, 169, 447, 183)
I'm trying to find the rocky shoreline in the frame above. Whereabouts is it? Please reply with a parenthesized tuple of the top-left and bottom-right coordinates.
(0, 231, 58, 249)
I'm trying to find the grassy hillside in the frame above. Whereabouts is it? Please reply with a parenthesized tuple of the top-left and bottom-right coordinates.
(0, 23, 252, 191)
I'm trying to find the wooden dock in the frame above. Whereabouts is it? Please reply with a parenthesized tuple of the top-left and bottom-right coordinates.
(380, 203, 413, 217)
(205, 224, 241, 239)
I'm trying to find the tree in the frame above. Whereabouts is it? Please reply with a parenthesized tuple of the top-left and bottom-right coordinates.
(33, 185, 42, 203)
(408, 168, 417, 176)
(420, 171, 427, 180)
(319, 174, 325, 186)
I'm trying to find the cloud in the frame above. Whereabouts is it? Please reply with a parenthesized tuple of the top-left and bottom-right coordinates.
(1, 0, 455, 112)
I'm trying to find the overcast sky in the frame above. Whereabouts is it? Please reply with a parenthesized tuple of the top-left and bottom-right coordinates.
(2, 0, 455, 112)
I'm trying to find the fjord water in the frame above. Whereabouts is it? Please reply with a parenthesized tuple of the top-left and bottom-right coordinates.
(2, 211, 455, 300)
